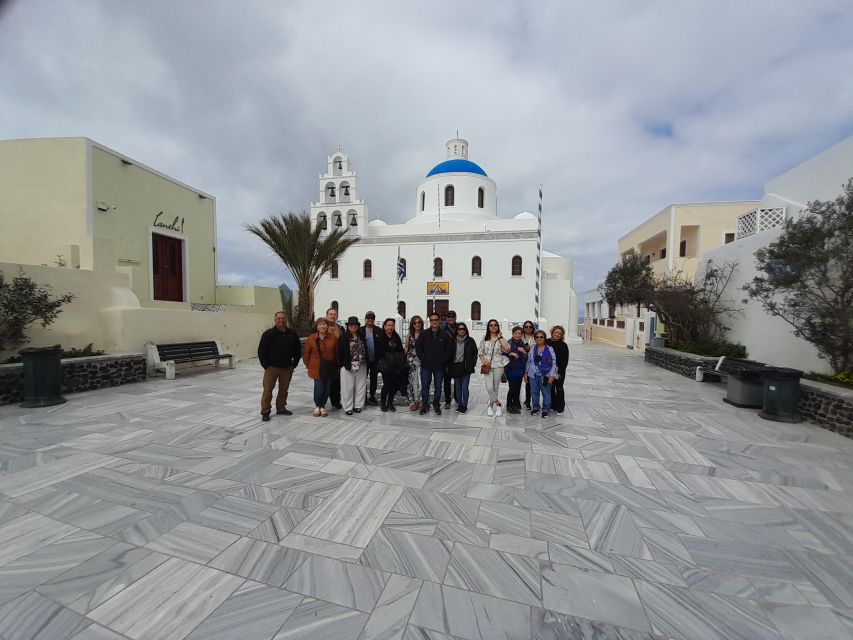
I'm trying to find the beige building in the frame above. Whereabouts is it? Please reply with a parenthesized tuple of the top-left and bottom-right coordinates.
(617, 201, 758, 280)
(0, 137, 281, 362)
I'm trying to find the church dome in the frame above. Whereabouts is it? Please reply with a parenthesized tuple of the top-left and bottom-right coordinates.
(426, 159, 487, 178)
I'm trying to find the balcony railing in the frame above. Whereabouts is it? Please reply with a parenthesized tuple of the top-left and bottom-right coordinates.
(736, 207, 786, 239)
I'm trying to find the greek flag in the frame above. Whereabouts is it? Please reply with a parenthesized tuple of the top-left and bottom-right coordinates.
(397, 253, 406, 283)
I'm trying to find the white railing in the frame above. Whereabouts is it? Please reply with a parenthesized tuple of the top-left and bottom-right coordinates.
(736, 207, 785, 239)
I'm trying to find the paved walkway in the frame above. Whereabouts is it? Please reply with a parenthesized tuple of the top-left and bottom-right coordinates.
(0, 342, 851, 640)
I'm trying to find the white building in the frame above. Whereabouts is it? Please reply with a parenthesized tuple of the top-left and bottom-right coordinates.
(700, 135, 853, 373)
(311, 139, 580, 340)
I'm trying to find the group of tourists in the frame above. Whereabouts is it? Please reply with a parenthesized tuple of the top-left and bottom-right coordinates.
(257, 308, 569, 420)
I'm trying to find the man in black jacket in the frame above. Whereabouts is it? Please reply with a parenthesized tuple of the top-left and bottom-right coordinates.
(358, 311, 383, 405)
(441, 310, 458, 409)
(257, 311, 301, 421)
(415, 312, 453, 415)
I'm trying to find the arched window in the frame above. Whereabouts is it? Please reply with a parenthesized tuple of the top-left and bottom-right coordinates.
(398, 301, 406, 318)
(317, 212, 328, 230)
(420, 191, 425, 212)
(363, 259, 372, 279)
(326, 182, 336, 203)
(471, 256, 482, 277)
(444, 185, 455, 207)
(471, 301, 481, 321)
(330, 260, 339, 279)
(511, 255, 523, 276)
(433, 257, 443, 277)
(333, 156, 343, 176)
(477, 187, 484, 209)
(331, 300, 339, 311)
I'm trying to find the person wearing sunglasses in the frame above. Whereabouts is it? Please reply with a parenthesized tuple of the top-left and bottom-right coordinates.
(520, 321, 536, 408)
(546, 325, 569, 414)
(478, 318, 510, 417)
(448, 323, 478, 413)
(415, 313, 453, 415)
(405, 315, 424, 411)
(524, 330, 557, 417)
(504, 325, 527, 414)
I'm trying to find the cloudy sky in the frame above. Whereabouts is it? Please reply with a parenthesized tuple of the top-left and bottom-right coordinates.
(2, 1, 852, 293)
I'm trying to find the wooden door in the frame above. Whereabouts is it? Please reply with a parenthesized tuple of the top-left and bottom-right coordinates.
(152, 233, 184, 302)
(426, 299, 449, 319)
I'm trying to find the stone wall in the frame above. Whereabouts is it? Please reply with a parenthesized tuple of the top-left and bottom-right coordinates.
(0, 353, 146, 406)
(800, 381, 853, 439)
(644, 346, 853, 439)
(644, 346, 717, 379)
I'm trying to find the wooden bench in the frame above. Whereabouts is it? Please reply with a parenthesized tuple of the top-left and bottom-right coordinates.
(145, 341, 234, 380)
(695, 356, 728, 383)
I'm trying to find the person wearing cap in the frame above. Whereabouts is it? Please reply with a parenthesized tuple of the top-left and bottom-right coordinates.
(441, 310, 458, 409)
(338, 316, 368, 415)
(358, 311, 383, 406)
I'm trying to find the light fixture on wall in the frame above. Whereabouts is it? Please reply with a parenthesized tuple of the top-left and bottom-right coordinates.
(349, 212, 358, 226)
(333, 213, 342, 227)
(198, 194, 208, 199)
(120, 159, 132, 166)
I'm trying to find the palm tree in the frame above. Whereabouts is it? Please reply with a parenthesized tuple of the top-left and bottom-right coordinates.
(245, 211, 359, 335)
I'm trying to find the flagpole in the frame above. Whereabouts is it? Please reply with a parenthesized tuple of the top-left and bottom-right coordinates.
(535, 185, 543, 328)
(432, 184, 441, 314)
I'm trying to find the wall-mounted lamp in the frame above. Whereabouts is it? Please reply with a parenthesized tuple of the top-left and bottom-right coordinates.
(198, 194, 208, 199)
(96, 201, 110, 212)
(120, 159, 132, 166)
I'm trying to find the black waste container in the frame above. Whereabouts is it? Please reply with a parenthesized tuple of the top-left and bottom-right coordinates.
(759, 366, 802, 423)
(19, 345, 66, 408)
(723, 359, 766, 408)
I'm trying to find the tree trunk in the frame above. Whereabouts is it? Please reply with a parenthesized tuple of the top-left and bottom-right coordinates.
(294, 285, 314, 336)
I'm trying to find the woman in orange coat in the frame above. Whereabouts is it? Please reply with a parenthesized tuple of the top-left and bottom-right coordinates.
(302, 318, 339, 416)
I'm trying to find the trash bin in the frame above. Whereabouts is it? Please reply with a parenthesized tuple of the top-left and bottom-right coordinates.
(723, 359, 766, 408)
(19, 345, 66, 408)
(759, 366, 802, 423)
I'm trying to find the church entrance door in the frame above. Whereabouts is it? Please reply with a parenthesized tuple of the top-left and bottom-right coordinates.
(152, 233, 184, 302)
(427, 299, 449, 320)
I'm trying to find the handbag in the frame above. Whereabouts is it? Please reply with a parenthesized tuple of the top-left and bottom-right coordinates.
(480, 338, 497, 375)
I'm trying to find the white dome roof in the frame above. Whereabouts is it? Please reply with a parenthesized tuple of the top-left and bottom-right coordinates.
(368, 219, 387, 227)
(514, 211, 536, 220)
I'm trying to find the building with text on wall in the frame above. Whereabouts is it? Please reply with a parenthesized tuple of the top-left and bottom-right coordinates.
(311, 138, 580, 341)
(0, 137, 281, 361)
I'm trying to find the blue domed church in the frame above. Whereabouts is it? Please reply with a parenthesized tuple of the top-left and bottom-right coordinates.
(311, 138, 579, 340)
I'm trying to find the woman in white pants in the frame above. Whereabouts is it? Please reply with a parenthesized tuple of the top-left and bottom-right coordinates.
(478, 319, 510, 416)
(338, 316, 368, 415)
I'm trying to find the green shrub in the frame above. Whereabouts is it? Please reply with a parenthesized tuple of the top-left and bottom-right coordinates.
(804, 371, 853, 389)
(670, 341, 748, 358)
(0, 268, 74, 351)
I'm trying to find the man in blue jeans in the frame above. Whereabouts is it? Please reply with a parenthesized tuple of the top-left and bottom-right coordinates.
(415, 312, 453, 415)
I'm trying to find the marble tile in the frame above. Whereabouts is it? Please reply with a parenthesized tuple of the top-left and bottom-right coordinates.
(360, 574, 422, 640)
(145, 521, 238, 563)
(610, 555, 688, 587)
(432, 521, 490, 547)
(465, 482, 515, 504)
(209, 536, 310, 587)
(786, 548, 853, 608)
(294, 478, 405, 547)
(680, 536, 803, 582)
(530, 509, 587, 547)
(249, 507, 309, 543)
(615, 455, 656, 489)
(579, 500, 652, 560)
(0, 512, 78, 567)
(409, 581, 532, 640)
(368, 466, 429, 489)
(760, 603, 850, 640)
(185, 580, 303, 640)
(191, 495, 280, 535)
(444, 543, 541, 605)
(273, 597, 368, 640)
(0, 451, 117, 498)
(402, 625, 461, 640)
(70, 624, 128, 640)
(284, 554, 389, 612)
(547, 543, 614, 573)
(476, 502, 530, 536)
(393, 489, 480, 528)
(636, 580, 784, 640)
(279, 532, 365, 562)
(382, 511, 438, 536)
(489, 532, 548, 559)
(88, 557, 244, 639)
(542, 563, 651, 631)
(422, 461, 475, 496)
(0, 590, 90, 640)
(361, 528, 452, 582)
(530, 608, 663, 640)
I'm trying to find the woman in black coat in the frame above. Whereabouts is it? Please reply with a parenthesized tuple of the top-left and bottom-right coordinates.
(546, 325, 570, 414)
(448, 322, 478, 414)
(376, 318, 406, 411)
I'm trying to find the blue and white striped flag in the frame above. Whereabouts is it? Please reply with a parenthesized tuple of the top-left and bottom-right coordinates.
(397, 251, 406, 283)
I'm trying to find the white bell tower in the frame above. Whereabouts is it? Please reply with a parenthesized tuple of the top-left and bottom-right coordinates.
(310, 147, 368, 237)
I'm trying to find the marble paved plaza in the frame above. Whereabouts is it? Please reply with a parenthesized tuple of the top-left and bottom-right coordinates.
(0, 342, 852, 640)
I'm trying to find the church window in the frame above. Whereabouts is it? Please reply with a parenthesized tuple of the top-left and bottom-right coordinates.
(511, 255, 523, 276)
(330, 260, 339, 279)
(433, 257, 443, 277)
(471, 256, 482, 276)
(471, 301, 481, 321)
(333, 157, 343, 177)
(398, 301, 406, 318)
(363, 259, 372, 279)
(420, 191, 425, 212)
(326, 183, 336, 203)
(444, 185, 455, 207)
(477, 187, 484, 208)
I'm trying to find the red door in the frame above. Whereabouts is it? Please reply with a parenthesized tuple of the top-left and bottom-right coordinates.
(427, 299, 449, 319)
(152, 233, 184, 302)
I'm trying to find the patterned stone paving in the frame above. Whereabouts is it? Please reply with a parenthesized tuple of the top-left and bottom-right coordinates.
(0, 342, 852, 640)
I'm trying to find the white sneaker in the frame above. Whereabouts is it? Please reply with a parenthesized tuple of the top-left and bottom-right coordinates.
(495, 406, 502, 417)
(487, 405, 494, 417)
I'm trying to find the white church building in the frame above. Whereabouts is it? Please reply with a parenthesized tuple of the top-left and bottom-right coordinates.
(311, 138, 580, 341)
